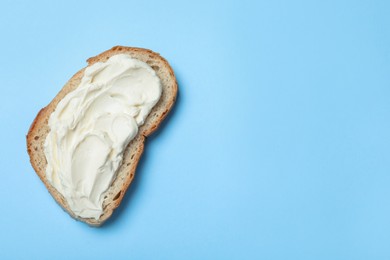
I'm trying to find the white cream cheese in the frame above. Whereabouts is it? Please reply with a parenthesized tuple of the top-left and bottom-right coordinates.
(44, 54, 161, 220)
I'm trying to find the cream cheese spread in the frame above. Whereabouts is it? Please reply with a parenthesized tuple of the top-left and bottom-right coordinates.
(44, 54, 161, 219)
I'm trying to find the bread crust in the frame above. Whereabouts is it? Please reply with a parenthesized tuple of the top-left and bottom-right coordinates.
(26, 46, 177, 226)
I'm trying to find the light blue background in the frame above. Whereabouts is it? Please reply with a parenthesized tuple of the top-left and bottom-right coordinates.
(1, 0, 389, 259)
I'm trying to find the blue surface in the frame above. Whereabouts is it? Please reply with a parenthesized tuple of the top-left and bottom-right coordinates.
(1, 0, 390, 259)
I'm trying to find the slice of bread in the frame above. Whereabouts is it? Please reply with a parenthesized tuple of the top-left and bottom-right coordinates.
(26, 46, 178, 226)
